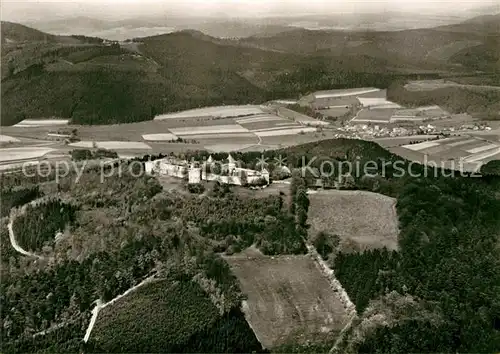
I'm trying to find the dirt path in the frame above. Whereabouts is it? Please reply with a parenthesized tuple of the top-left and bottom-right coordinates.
(8, 209, 45, 260)
(303, 240, 358, 353)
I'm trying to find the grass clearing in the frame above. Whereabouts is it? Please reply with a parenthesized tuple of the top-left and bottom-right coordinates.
(154, 105, 265, 120)
(308, 190, 399, 252)
(225, 253, 348, 348)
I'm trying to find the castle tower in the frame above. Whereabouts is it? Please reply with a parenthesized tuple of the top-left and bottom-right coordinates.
(227, 153, 236, 171)
(188, 162, 202, 184)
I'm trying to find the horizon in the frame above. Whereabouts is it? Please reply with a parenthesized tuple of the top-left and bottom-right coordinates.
(2, 0, 499, 22)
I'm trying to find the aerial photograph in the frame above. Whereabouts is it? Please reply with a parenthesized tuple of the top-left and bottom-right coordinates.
(0, 0, 499, 352)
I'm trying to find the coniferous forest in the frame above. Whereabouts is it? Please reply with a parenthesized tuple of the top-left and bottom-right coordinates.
(1, 139, 499, 353)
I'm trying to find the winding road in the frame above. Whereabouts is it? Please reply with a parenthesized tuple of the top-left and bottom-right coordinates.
(8, 209, 44, 259)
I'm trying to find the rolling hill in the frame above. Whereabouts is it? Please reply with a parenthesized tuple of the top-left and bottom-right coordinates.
(1, 16, 498, 126)
(238, 14, 500, 71)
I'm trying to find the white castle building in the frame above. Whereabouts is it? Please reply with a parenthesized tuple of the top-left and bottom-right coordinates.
(145, 154, 270, 186)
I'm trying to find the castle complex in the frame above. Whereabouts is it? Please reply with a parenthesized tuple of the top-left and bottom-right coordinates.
(145, 154, 270, 186)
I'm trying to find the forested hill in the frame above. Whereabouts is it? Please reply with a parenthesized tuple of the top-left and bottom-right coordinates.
(1, 17, 497, 126)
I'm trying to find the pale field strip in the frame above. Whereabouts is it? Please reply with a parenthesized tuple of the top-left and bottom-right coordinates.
(142, 133, 178, 141)
(204, 144, 255, 152)
(276, 122, 298, 126)
(251, 124, 303, 132)
(274, 100, 298, 104)
(463, 147, 500, 163)
(184, 132, 257, 140)
(0, 147, 55, 163)
(466, 143, 500, 154)
(13, 119, 69, 127)
(69, 141, 152, 149)
(351, 118, 392, 123)
(300, 120, 330, 126)
(254, 127, 317, 137)
(0, 135, 21, 143)
(169, 124, 250, 136)
(314, 88, 380, 99)
(357, 98, 402, 108)
(419, 144, 451, 155)
(235, 115, 285, 124)
(154, 105, 264, 120)
(0, 161, 41, 172)
(435, 136, 468, 144)
(447, 138, 479, 147)
(402, 141, 441, 151)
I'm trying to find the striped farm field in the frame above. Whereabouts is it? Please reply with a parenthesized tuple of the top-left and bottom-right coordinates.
(0, 135, 21, 143)
(402, 141, 441, 151)
(186, 132, 257, 140)
(69, 141, 152, 150)
(154, 105, 265, 120)
(0, 147, 55, 163)
(466, 143, 500, 154)
(13, 119, 70, 127)
(142, 133, 178, 142)
(254, 127, 317, 137)
(234, 114, 283, 124)
(169, 124, 250, 136)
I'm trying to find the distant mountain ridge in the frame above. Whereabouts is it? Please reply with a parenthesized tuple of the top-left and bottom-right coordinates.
(1, 16, 498, 126)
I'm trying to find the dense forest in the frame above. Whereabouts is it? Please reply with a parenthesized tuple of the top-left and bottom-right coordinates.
(0, 158, 306, 353)
(12, 199, 77, 252)
(1, 139, 499, 353)
(387, 82, 500, 120)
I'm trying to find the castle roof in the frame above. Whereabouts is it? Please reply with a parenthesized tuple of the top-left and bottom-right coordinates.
(207, 155, 213, 163)
(227, 153, 236, 164)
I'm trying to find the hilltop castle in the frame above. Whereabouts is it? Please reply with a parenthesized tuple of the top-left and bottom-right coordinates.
(145, 154, 270, 186)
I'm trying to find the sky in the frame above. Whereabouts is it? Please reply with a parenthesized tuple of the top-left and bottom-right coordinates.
(2, 0, 499, 22)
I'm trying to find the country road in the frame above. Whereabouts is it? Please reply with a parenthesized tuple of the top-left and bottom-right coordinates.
(8, 211, 44, 259)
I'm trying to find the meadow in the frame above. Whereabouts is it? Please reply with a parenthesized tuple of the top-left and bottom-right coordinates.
(308, 190, 399, 252)
(225, 251, 349, 348)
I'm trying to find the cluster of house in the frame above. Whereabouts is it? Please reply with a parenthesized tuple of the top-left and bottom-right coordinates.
(145, 154, 271, 186)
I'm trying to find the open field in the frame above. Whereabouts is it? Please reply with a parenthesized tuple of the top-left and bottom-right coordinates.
(141, 133, 178, 142)
(319, 107, 350, 118)
(313, 88, 382, 99)
(254, 127, 317, 137)
(404, 80, 500, 92)
(0, 147, 56, 163)
(169, 124, 250, 136)
(357, 97, 402, 109)
(225, 252, 349, 348)
(13, 119, 69, 127)
(392, 135, 500, 171)
(352, 108, 397, 123)
(0, 135, 21, 143)
(68, 141, 152, 150)
(277, 107, 330, 126)
(308, 190, 399, 252)
(154, 105, 266, 120)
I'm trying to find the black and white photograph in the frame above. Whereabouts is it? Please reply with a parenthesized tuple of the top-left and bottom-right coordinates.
(1, 0, 499, 353)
